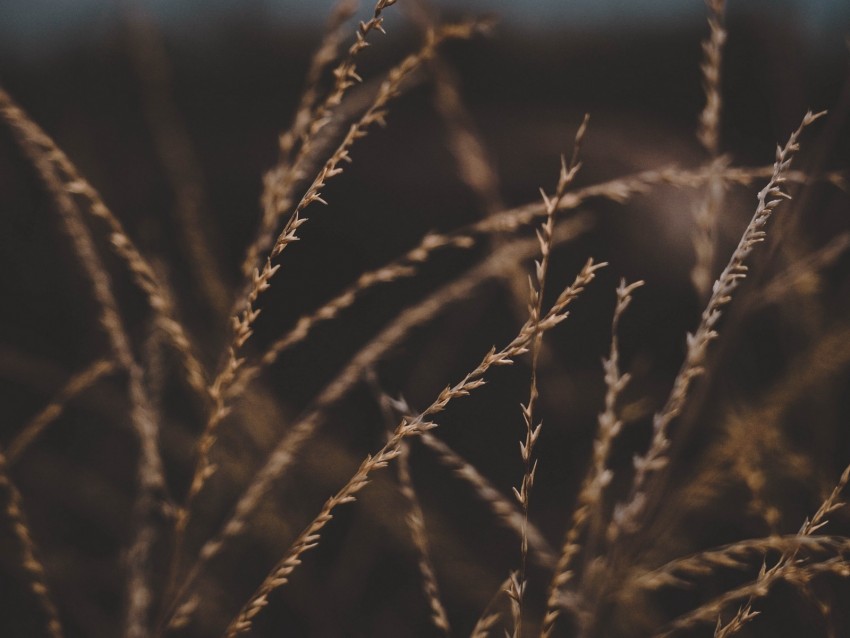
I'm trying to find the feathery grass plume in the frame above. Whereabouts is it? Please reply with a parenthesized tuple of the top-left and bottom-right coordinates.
(162, 218, 591, 630)
(691, 156, 728, 296)
(540, 278, 644, 638)
(221, 259, 605, 638)
(125, 5, 231, 317)
(710, 462, 850, 637)
(657, 558, 850, 638)
(276, 0, 360, 163)
(238, 159, 838, 379)
(418, 430, 557, 569)
(651, 408, 850, 636)
(0, 88, 209, 401)
(6, 358, 117, 464)
(240, 0, 392, 282)
(175, 20, 487, 565)
(229, 159, 838, 398)
(0, 448, 64, 638)
(369, 382, 451, 635)
(607, 110, 827, 546)
(563, 110, 828, 638)
(508, 114, 589, 638)
(2, 103, 168, 638)
(697, 0, 726, 157)
(691, 0, 728, 297)
(631, 535, 850, 591)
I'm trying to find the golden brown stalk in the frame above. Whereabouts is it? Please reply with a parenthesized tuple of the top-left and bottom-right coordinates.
(6, 358, 118, 464)
(241, 0, 394, 282)
(0, 448, 64, 638)
(657, 558, 850, 638)
(368, 379, 450, 635)
(566, 111, 827, 638)
(0, 88, 209, 401)
(691, 0, 728, 297)
(632, 535, 850, 591)
(222, 259, 605, 638)
(232, 161, 837, 398)
(397, 441, 451, 634)
(608, 111, 827, 546)
(125, 5, 231, 316)
(691, 157, 728, 296)
(3, 103, 167, 638)
(540, 279, 644, 638)
(178, 21, 488, 537)
(508, 115, 588, 638)
(710, 462, 850, 637)
(163, 219, 591, 630)
(697, 0, 727, 157)
(278, 0, 360, 163)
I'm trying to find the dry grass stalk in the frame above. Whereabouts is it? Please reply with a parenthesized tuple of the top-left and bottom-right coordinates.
(696, 0, 726, 157)
(691, 0, 727, 297)
(480, 163, 842, 242)
(240, 0, 394, 282)
(648, 437, 850, 636)
(710, 462, 850, 636)
(395, 435, 451, 633)
(691, 157, 728, 297)
(607, 110, 827, 546)
(6, 358, 118, 464)
(276, 0, 360, 163)
(368, 380, 451, 635)
(175, 20, 486, 568)
(229, 151, 701, 388)
(231, 160, 837, 399)
(558, 110, 829, 638)
(657, 558, 850, 638)
(2, 102, 167, 638)
(540, 278, 644, 638)
(221, 259, 605, 637)
(508, 114, 589, 637)
(419, 430, 557, 568)
(632, 535, 850, 590)
(162, 219, 591, 629)
(0, 88, 209, 402)
(125, 5, 231, 317)
(0, 448, 64, 638)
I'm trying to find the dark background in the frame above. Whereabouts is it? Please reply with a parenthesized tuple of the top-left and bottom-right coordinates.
(1, 1, 850, 637)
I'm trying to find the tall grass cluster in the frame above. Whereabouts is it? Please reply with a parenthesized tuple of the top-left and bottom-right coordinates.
(1, 0, 850, 636)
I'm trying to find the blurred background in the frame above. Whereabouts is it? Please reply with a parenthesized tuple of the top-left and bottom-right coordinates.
(1, 1, 850, 637)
